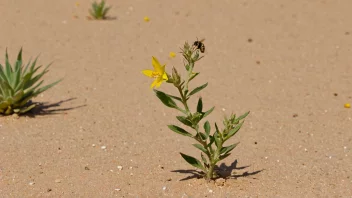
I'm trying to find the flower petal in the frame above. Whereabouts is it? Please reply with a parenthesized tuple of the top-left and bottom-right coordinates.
(162, 72, 168, 80)
(154, 79, 163, 88)
(152, 56, 163, 74)
(142, 70, 154, 77)
(150, 79, 158, 89)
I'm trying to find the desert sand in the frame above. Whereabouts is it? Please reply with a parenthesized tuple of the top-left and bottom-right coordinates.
(0, 0, 352, 197)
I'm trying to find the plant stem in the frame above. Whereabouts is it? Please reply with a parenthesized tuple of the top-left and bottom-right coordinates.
(177, 86, 190, 115)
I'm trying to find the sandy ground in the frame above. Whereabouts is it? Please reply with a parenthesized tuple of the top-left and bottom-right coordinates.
(1, 0, 352, 197)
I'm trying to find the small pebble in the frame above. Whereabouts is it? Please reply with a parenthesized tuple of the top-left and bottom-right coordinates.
(209, 189, 213, 193)
(344, 103, 351, 108)
(115, 188, 121, 191)
(85, 166, 90, 170)
(162, 186, 167, 191)
(101, 146, 107, 150)
(92, 144, 96, 147)
(29, 181, 35, 185)
(130, 173, 133, 176)
(55, 179, 61, 183)
(117, 166, 123, 170)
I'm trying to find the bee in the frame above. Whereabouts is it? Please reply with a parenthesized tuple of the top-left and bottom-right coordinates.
(193, 38, 205, 53)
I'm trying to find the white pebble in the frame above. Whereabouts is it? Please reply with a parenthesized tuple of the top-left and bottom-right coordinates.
(162, 186, 167, 191)
(92, 144, 96, 147)
(344, 146, 347, 150)
(101, 146, 106, 150)
(264, 156, 268, 159)
(304, 148, 308, 152)
(29, 181, 35, 185)
(115, 188, 121, 191)
(117, 166, 123, 170)
(277, 160, 280, 162)
(129, 166, 133, 169)
(209, 189, 213, 193)
(222, 108, 226, 111)
(130, 173, 133, 176)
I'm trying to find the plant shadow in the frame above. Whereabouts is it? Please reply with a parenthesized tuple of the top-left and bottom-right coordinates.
(24, 97, 86, 117)
(171, 159, 263, 181)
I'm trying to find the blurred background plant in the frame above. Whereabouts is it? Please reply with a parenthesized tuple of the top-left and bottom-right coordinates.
(0, 48, 61, 115)
(88, 0, 111, 20)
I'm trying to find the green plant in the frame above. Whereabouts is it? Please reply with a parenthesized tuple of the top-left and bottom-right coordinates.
(142, 40, 250, 180)
(89, 0, 111, 20)
(0, 48, 61, 115)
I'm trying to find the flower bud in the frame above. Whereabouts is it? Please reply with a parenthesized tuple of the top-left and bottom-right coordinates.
(172, 67, 181, 86)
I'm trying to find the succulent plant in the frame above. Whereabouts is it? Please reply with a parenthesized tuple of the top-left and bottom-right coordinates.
(89, 0, 111, 20)
(0, 48, 61, 115)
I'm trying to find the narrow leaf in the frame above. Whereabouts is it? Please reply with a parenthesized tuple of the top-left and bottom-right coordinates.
(196, 97, 203, 113)
(235, 111, 250, 123)
(188, 82, 208, 97)
(202, 106, 214, 119)
(220, 142, 240, 155)
(218, 153, 231, 161)
(180, 153, 205, 171)
(226, 121, 244, 140)
(176, 116, 193, 127)
(204, 121, 210, 137)
(154, 89, 178, 109)
(192, 144, 207, 154)
(168, 125, 192, 137)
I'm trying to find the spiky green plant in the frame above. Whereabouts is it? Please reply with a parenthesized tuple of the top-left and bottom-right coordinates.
(89, 0, 111, 20)
(0, 48, 61, 115)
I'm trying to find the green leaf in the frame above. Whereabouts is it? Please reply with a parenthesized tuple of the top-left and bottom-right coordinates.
(192, 144, 207, 154)
(207, 135, 215, 152)
(166, 94, 182, 102)
(196, 97, 203, 113)
(201, 153, 208, 167)
(235, 111, 250, 123)
(204, 121, 210, 137)
(180, 153, 205, 171)
(154, 89, 179, 109)
(188, 82, 208, 97)
(189, 72, 199, 82)
(218, 153, 231, 161)
(176, 116, 193, 127)
(198, 132, 207, 141)
(214, 131, 221, 148)
(225, 121, 244, 140)
(202, 106, 214, 119)
(168, 125, 193, 137)
(220, 142, 239, 155)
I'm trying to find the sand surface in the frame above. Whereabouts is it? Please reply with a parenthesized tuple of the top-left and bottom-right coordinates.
(1, 0, 352, 197)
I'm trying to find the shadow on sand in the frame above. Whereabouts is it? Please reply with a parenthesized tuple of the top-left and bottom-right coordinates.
(24, 97, 86, 117)
(171, 159, 264, 181)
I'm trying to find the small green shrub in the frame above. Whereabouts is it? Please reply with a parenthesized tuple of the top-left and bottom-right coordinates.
(0, 48, 61, 115)
(89, 0, 111, 20)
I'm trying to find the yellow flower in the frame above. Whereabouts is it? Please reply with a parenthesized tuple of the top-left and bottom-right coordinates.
(144, 16, 150, 22)
(344, 103, 351, 108)
(169, 52, 176, 58)
(142, 57, 168, 89)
